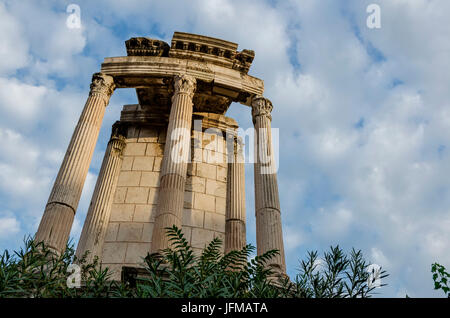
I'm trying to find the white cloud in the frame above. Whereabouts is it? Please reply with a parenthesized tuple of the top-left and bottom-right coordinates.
(0, 216, 20, 238)
(0, 2, 29, 75)
(0, 77, 47, 121)
(370, 247, 390, 269)
(284, 226, 304, 251)
(4, 1, 88, 79)
(311, 208, 354, 240)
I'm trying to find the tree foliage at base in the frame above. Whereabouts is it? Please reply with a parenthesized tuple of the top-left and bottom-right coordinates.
(431, 262, 450, 297)
(0, 226, 387, 298)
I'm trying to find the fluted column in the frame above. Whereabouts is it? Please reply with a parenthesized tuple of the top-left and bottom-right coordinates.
(252, 96, 286, 274)
(225, 136, 246, 254)
(75, 123, 126, 263)
(35, 73, 115, 253)
(151, 74, 196, 252)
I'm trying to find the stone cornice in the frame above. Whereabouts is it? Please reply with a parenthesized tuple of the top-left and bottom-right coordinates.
(169, 32, 254, 74)
(125, 37, 170, 57)
(100, 56, 263, 106)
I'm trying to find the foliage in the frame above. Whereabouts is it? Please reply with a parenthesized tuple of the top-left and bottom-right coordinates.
(0, 236, 122, 298)
(431, 262, 450, 297)
(275, 246, 388, 298)
(0, 228, 388, 298)
(132, 225, 281, 298)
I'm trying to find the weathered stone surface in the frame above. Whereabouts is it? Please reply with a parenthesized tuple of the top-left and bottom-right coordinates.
(138, 127, 159, 142)
(186, 176, 206, 192)
(133, 204, 156, 222)
(124, 242, 152, 264)
(125, 187, 149, 204)
(102, 242, 127, 263)
(217, 166, 227, 182)
(194, 193, 216, 212)
(113, 187, 127, 204)
(148, 188, 159, 205)
(123, 143, 146, 156)
(118, 171, 141, 187)
(183, 209, 204, 228)
(204, 212, 225, 232)
(184, 191, 194, 209)
(121, 157, 134, 171)
(191, 228, 215, 249)
(215, 197, 226, 215)
(104, 223, 119, 242)
(196, 163, 216, 179)
(110, 204, 135, 222)
(117, 223, 144, 242)
(146, 143, 164, 156)
(140, 171, 160, 187)
(205, 179, 226, 198)
(132, 157, 154, 171)
(141, 223, 154, 243)
(153, 157, 162, 171)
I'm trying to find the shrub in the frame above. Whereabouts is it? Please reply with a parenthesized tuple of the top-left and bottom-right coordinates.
(0, 227, 387, 298)
(431, 262, 450, 297)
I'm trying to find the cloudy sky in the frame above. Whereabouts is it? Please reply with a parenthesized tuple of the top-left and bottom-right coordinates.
(1, 0, 449, 297)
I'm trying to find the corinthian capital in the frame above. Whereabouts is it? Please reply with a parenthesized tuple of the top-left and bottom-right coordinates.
(173, 74, 196, 99)
(89, 73, 116, 98)
(251, 96, 273, 123)
(109, 122, 127, 155)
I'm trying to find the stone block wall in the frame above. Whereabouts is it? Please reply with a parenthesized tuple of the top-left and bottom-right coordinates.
(100, 113, 233, 279)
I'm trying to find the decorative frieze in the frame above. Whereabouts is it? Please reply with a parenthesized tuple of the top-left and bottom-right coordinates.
(125, 37, 170, 57)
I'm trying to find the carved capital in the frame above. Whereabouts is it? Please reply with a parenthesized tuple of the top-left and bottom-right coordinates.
(173, 74, 196, 100)
(251, 96, 273, 123)
(89, 73, 115, 99)
(109, 122, 127, 155)
(109, 135, 126, 155)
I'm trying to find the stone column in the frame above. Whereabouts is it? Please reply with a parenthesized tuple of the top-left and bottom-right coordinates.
(151, 74, 196, 252)
(35, 73, 115, 253)
(75, 123, 126, 263)
(225, 136, 246, 254)
(252, 96, 286, 274)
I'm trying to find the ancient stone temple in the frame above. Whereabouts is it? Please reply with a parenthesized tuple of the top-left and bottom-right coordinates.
(35, 32, 286, 279)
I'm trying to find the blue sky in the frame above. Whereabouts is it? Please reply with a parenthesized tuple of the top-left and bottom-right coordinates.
(1, 0, 450, 297)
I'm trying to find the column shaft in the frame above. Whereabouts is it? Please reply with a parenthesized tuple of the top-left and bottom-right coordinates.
(151, 74, 196, 252)
(35, 73, 115, 253)
(225, 137, 246, 253)
(252, 96, 286, 273)
(75, 124, 126, 263)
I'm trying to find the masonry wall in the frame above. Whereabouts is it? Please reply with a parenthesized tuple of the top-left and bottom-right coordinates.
(100, 116, 230, 279)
